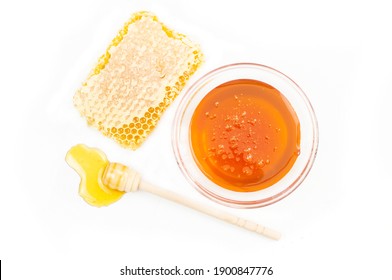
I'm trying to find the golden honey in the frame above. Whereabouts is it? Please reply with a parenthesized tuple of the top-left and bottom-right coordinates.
(190, 79, 300, 192)
(65, 144, 124, 206)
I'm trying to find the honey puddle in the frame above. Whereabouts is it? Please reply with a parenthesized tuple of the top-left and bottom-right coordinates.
(190, 79, 300, 192)
(65, 144, 124, 206)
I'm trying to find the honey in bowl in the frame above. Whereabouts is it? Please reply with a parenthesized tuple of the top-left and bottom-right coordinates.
(190, 79, 300, 192)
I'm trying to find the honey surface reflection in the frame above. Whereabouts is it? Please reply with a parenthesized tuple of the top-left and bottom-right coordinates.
(190, 79, 300, 192)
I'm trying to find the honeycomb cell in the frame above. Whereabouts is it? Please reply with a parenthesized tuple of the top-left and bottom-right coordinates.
(73, 11, 203, 150)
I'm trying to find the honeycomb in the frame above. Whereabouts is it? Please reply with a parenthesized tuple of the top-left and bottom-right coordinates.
(74, 11, 203, 149)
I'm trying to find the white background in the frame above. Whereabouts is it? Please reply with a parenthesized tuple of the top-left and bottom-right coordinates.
(1, 0, 391, 279)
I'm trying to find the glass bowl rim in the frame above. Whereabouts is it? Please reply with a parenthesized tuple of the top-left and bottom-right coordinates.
(172, 62, 319, 208)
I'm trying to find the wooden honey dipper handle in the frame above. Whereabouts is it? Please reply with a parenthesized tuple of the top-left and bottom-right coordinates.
(103, 163, 281, 240)
(140, 181, 281, 240)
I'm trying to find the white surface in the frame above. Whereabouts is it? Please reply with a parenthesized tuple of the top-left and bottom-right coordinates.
(1, 0, 391, 279)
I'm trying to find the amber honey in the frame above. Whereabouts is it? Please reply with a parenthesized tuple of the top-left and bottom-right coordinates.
(190, 79, 300, 192)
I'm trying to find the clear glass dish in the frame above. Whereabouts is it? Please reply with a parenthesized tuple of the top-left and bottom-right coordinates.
(172, 63, 319, 208)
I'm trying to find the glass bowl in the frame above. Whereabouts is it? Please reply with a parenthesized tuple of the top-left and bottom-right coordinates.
(172, 63, 318, 208)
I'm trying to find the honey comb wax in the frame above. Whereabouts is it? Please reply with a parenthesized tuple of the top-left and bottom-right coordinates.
(74, 11, 203, 149)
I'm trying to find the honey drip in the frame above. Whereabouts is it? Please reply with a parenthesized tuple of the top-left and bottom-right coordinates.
(190, 79, 300, 192)
(64, 144, 281, 239)
(65, 144, 124, 206)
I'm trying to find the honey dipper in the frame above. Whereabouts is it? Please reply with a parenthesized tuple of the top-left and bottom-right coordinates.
(66, 144, 281, 240)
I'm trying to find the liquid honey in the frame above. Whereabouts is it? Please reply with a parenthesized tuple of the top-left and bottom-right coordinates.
(190, 79, 300, 192)
(65, 144, 124, 206)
